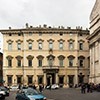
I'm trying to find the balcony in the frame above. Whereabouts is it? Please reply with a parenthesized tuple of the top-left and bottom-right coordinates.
(42, 66, 59, 73)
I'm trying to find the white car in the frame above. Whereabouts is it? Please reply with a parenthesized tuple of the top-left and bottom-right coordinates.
(0, 89, 6, 100)
(51, 84, 59, 89)
(10, 85, 19, 91)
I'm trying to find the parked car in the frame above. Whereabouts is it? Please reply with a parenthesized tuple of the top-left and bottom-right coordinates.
(46, 84, 59, 89)
(10, 85, 19, 91)
(0, 88, 6, 100)
(0, 86, 9, 96)
(51, 84, 59, 89)
(15, 88, 47, 100)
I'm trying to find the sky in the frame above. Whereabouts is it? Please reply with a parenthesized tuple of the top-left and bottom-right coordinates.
(0, 0, 96, 52)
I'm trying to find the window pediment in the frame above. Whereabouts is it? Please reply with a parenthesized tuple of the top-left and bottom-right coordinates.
(16, 39, 23, 43)
(26, 39, 34, 43)
(47, 54, 55, 60)
(78, 55, 85, 59)
(27, 55, 34, 59)
(67, 55, 75, 59)
(78, 39, 85, 43)
(16, 55, 23, 59)
(37, 39, 44, 42)
(58, 55, 65, 60)
(47, 39, 54, 42)
(37, 55, 44, 59)
(68, 39, 75, 42)
(6, 55, 13, 59)
(7, 39, 13, 43)
(58, 39, 65, 42)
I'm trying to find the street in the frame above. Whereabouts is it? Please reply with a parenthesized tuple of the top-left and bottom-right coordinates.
(5, 88, 100, 100)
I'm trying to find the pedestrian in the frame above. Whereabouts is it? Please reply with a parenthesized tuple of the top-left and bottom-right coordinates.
(39, 84, 43, 93)
(87, 83, 90, 93)
(81, 83, 86, 94)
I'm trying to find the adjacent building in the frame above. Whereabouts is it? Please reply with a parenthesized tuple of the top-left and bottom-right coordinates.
(0, 52, 3, 85)
(88, 0, 100, 84)
(0, 24, 89, 87)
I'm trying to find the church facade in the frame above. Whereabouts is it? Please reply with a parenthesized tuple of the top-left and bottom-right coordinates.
(0, 24, 89, 87)
(88, 0, 100, 84)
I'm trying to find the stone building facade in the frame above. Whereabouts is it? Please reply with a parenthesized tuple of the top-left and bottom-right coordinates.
(0, 52, 3, 84)
(88, 0, 100, 84)
(0, 24, 89, 87)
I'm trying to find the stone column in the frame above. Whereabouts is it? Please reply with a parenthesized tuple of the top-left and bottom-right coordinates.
(56, 73, 58, 84)
(44, 73, 46, 86)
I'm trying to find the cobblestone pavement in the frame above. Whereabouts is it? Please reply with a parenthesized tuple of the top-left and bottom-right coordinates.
(5, 88, 100, 100)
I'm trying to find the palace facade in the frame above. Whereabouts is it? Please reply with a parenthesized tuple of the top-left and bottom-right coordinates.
(88, 0, 100, 84)
(0, 24, 89, 87)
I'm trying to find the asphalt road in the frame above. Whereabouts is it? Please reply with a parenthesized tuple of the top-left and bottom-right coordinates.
(5, 88, 100, 100)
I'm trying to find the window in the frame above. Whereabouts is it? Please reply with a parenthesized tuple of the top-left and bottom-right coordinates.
(28, 76, 33, 84)
(6, 56, 13, 67)
(8, 59, 12, 67)
(7, 76, 12, 84)
(27, 55, 34, 67)
(38, 59, 42, 67)
(9, 34, 12, 36)
(49, 42, 53, 49)
(59, 42, 63, 50)
(58, 55, 65, 67)
(17, 43, 21, 50)
(17, 59, 21, 67)
(37, 55, 44, 67)
(38, 42, 42, 50)
(69, 59, 73, 66)
(39, 32, 42, 36)
(28, 59, 32, 67)
(29, 32, 32, 36)
(17, 76, 22, 84)
(69, 42, 74, 50)
(59, 76, 64, 84)
(29, 43, 32, 50)
(78, 56, 85, 67)
(79, 43, 83, 50)
(38, 76, 43, 84)
(68, 55, 75, 67)
(18, 33, 21, 36)
(59, 59, 63, 66)
(8, 43, 12, 51)
(79, 59, 84, 67)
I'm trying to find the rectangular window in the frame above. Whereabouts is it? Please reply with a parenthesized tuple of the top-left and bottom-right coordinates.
(29, 32, 32, 36)
(69, 42, 73, 50)
(28, 77, 32, 84)
(59, 42, 63, 50)
(38, 76, 43, 84)
(49, 42, 53, 49)
(29, 43, 32, 50)
(59, 59, 63, 66)
(69, 59, 73, 66)
(17, 60, 21, 67)
(17, 77, 21, 84)
(17, 43, 21, 50)
(38, 59, 42, 67)
(79, 43, 83, 50)
(79, 59, 84, 67)
(28, 59, 32, 67)
(7, 76, 12, 84)
(38, 42, 42, 50)
(8, 43, 12, 51)
(8, 59, 12, 67)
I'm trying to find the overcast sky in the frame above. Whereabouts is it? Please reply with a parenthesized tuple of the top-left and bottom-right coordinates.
(0, 0, 96, 52)
(0, 0, 95, 29)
